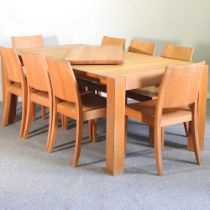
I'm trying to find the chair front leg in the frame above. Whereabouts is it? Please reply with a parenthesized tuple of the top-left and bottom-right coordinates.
(19, 90, 27, 138)
(71, 118, 83, 167)
(188, 107, 201, 164)
(154, 126, 163, 176)
(47, 98, 58, 152)
(23, 88, 33, 139)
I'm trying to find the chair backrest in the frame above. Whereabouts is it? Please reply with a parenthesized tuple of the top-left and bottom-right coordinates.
(158, 62, 205, 109)
(161, 44, 194, 61)
(20, 52, 51, 92)
(46, 59, 80, 105)
(101, 36, 126, 50)
(12, 35, 44, 49)
(0, 47, 24, 83)
(128, 39, 156, 55)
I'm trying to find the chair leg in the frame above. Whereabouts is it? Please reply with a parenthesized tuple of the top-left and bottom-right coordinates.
(19, 92, 27, 138)
(71, 119, 83, 167)
(149, 126, 154, 147)
(184, 122, 189, 136)
(2, 91, 12, 127)
(62, 115, 69, 129)
(154, 126, 163, 176)
(23, 89, 33, 139)
(88, 119, 97, 143)
(46, 105, 53, 151)
(31, 103, 36, 120)
(150, 126, 164, 150)
(41, 106, 47, 120)
(47, 103, 58, 152)
(161, 127, 165, 149)
(124, 116, 128, 156)
(9, 94, 18, 123)
(188, 109, 201, 164)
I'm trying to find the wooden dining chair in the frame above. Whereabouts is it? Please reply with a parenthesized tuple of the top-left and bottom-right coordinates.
(46, 58, 106, 167)
(101, 36, 126, 50)
(12, 35, 44, 49)
(20, 52, 53, 145)
(128, 39, 156, 55)
(162, 44, 194, 61)
(0, 47, 27, 137)
(125, 62, 204, 175)
(12, 35, 46, 120)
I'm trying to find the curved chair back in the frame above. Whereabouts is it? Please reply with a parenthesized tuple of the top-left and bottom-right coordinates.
(21, 52, 51, 92)
(158, 62, 205, 109)
(47, 59, 80, 105)
(12, 35, 44, 49)
(0, 47, 24, 83)
(161, 44, 194, 61)
(101, 36, 126, 50)
(128, 39, 156, 55)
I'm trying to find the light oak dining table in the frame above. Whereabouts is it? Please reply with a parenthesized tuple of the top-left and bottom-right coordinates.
(1, 44, 208, 175)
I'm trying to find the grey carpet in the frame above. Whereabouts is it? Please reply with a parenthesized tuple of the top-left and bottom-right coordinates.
(0, 101, 210, 210)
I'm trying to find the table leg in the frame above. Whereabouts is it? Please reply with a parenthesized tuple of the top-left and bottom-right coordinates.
(187, 65, 208, 150)
(198, 66, 208, 149)
(106, 76, 126, 175)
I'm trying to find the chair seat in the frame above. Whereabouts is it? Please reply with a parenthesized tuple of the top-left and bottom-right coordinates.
(126, 100, 192, 126)
(31, 90, 49, 107)
(57, 93, 106, 121)
(127, 86, 158, 101)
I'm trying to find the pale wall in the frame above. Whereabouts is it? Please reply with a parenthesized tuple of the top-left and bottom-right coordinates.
(1, 0, 210, 100)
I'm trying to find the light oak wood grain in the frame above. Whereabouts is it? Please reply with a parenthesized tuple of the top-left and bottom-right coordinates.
(0, 47, 27, 137)
(128, 39, 156, 55)
(16, 45, 208, 175)
(46, 59, 106, 167)
(20, 52, 53, 147)
(126, 62, 204, 175)
(101, 36, 126, 50)
(12, 35, 44, 49)
(162, 44, 194, 62)
(65, 45, 124, 65)
(12, 35, 46, 120)
(127, 43, 195, 141)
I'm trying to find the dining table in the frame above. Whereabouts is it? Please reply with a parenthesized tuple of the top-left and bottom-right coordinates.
(1, 44, 208, 175)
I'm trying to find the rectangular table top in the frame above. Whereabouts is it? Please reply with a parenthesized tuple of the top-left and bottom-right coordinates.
(18, 44, 187, 90)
